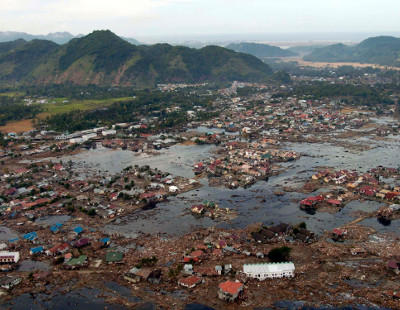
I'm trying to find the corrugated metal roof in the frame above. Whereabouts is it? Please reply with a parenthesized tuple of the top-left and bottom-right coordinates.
(243, 262, 295, 274)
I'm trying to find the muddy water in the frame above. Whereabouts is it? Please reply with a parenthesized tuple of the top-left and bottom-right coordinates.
(0, 287, 131, 310)
(35, 215, 71, 227)
(59, 125, 400, 237)
(61, 144, 215, 178)
(0, 226, 19, 241)
(18, 260, 50, 272)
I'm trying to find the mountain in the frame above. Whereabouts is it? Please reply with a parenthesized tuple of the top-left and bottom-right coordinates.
(226, 42, 297, 59)
(0, 39, 27, 56)
(286, 45, 327, 57)
(0, 31, 141, 45)
(0, 30, 273, 88)
(0, 31, 77, 44)
(304, 36, 400, 66)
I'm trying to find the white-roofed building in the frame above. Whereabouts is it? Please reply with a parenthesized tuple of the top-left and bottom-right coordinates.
(0, 251, 20, 264)
(243, 262, 295, 280)
(102, 129, 117, 136)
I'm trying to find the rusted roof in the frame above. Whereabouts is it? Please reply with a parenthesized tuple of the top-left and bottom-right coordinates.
(178, 275, 202, 288)
(218, 281, 243, 295)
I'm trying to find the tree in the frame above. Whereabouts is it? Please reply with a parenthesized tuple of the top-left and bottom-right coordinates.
(268, 246, 292, 262)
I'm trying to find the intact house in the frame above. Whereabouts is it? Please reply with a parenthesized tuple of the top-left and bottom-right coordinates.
(0, 251, 20, 264)
(218, 280, 244, 302)
(178, 275, 203, 288)
(242, 262, 295, 280)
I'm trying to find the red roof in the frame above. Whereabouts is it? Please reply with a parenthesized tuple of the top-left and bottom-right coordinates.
(327, 199, 342, 206)
(307, 195, 324, 202)
(219, 281, 243, 295)
(386, 192, 400, 200)
(178, 276, 202, 287)
(140, 192, 156, 199)
(53, 164, 63, 171)
(212, 249, 223, 256)
(300, 199, 313, 207)
(190, 250, 204, 258)
(359, 186, 377, 196)
(332, 228, 346, 236)
(15, 168, 29, 174)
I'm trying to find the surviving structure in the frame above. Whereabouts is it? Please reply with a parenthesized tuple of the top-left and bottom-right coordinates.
(0, 251, 20, 264)
(243, 262, 295, 280)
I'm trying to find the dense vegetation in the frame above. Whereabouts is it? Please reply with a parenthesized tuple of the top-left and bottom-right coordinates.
(59, 31, 135, 73)
(282, 82, 395, 106)
(0, 39, 59, 83)
(0, 39, 26, 56)
(43, 89, 217, 132)
(0, 30, 274, 88)
(268, 246, 292, 262)
(286, 45, 326, 56)
(304, 36, 400, 67)
(20, 84, 137, 99)
(226, 42, 297, 59)
(0, 95, 41, 125)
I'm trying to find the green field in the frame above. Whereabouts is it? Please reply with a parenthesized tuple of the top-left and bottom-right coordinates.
(38, 97, 133, 118)
(0, 91, 25, 97)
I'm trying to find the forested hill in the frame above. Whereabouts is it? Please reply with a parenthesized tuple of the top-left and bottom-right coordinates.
(304, 36, 400, 66)
(226, 42, 297, 59)
(0, 30, 274, 88)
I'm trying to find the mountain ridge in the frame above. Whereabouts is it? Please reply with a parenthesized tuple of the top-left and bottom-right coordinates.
(0, 30, 274, 88)
(226, 42, 297, 59)
(304, 36, 400, 66)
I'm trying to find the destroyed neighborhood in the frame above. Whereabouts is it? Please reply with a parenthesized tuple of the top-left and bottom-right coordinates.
(0, 74, 400, 310)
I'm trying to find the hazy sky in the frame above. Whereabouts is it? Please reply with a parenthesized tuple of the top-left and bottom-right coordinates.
(0, 0, 399, 40)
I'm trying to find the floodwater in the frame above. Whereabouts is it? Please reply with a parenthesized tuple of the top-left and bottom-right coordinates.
(18, 260, 50, 272)
(35, 215, 71, 227)
(58, 125, 400, 238)
(0, 226, 18, 241)
(60, 143, 215, 178)
(188, 126, 239, 136)
(0, 287, 130, 310)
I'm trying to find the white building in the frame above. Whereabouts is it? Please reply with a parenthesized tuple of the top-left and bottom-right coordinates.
(102, 129, 117, 136)
(69, 137, 85, 144)
(169, 186, 179, 193)
(82, 133, 97, 141)
(243, 262, 295, 280)
(0, 251, 20, 264)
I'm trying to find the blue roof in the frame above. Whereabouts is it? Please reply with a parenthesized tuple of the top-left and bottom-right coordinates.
(50, 223, 63, 233)
(30, 246, 44, 254)
(23, 232, 38, 241)
(8, 237, 19, 243)
(100, 237, 110, 244)
(73, 226, 83, 234)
